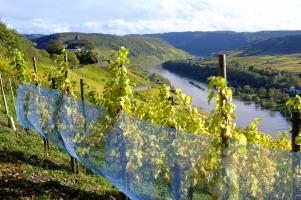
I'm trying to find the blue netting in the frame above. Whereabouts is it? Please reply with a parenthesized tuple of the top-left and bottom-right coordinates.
(16, 84, 301, 200)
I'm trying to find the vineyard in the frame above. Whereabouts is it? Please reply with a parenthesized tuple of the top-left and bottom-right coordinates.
(1, 46, 301, 199)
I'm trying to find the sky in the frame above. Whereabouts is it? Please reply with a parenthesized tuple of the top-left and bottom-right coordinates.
(1, 0, 301, 35)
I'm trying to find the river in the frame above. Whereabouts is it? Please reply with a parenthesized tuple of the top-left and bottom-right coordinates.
(149, 67, 291, 137)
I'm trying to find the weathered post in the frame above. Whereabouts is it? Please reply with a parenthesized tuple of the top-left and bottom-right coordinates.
(0, 75, 10, 125)
(71, 154, 77, 174)
(292, 111, 301, 198)
(218, 54, 228, 149)
(9, 79, 16, 109)
(75, 78, 86, 175)
(33, 57, 49, 153)
(80, 79, 87, 132)
(218, 54, 227, 80)
(64, 52, 78, 174)
(0, 74, 16, 130)
(32, 57, 38, 84)
(218, 54, 229, 199)
(292, 112, 301, 152)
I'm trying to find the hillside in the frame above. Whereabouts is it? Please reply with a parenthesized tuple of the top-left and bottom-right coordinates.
(30, 33, 189, 64)
(0, 22, 50, 62)
(147, 31, 301, 56)
(242, 35, 301, 55)
(0, 122, 123, 199)
(23, 34, 45, 40)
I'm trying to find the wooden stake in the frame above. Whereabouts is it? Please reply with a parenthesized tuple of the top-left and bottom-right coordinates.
(9, 116, 16, 130)
(0, 74, 10, 119)
(292, 111, 301, 152)
(64, 53, 78, 174)
(292, 111, 301, 199)
(0, 74, 16, 130)
(218, 54, 229, 199)
(32, 57, 38, 84)
(218, 54, 229, 149)
(33, 57, 49, 153)
(218, 54, 227, 80)
(73, 78, 86, 175)
(9, 79, 16, 108)
(80, 79, 87, 132)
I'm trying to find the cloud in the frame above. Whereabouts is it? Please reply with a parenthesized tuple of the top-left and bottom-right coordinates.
(2, 17, 70, 34)
(1, 0, 301, 34)
(31, 18, 70, 33)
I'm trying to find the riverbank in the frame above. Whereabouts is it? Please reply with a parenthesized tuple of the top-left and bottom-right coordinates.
(148, 67, 291, 136)
(162, 60, 294, 117)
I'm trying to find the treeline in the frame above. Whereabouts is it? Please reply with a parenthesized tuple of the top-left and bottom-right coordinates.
(162, 60, 301, 115)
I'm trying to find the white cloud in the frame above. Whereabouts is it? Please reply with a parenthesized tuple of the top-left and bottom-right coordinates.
(2, 17, 70, 34)
(1, 0, 301, 34)
(31, 18, 70, 33)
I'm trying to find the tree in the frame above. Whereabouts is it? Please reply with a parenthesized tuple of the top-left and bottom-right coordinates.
(242, 85, 253, 94)
(258, 88, 267, 98)
(67, 51, 80, 69)
(46, 40, 64, 55)
(268, 88, 280, 99)
(76, 51, 98, 64)
(83, 38, 96, 50)
(0, 21, 30, 54)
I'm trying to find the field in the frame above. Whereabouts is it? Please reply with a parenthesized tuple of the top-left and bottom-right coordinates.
(226, 51, 301, 72)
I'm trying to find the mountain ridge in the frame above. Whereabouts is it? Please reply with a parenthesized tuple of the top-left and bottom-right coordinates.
(146, 30, 301, 56)
(28, 32, 190, 62)
(241, 34, 301, 55)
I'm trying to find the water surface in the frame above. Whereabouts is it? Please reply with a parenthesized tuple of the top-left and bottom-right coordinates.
(149, 67, 291, 137)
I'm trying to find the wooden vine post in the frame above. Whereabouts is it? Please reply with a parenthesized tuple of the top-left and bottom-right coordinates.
(33, 57, 49, 153)
(9, 79, 16, 109)
(80, 79, 87, 132)
(218, 54, 228, 149)
(291, 111, 301, 198)
(292, 112, 300, 152)
(73, 78, 86, 175)
(218, 54, 229, 199)
(0, 74, 16, 130)
(64, 53, 78, 174)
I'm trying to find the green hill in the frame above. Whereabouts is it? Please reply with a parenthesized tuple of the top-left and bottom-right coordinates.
(0, 22, 51, 63)
(242, 35, 301, 55)
(147, 31, 301, 56)
(30, 32, 189, 65)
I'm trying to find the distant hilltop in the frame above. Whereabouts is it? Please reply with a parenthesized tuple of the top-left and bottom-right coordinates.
(24, 30, 301, 57)
(146, 30, 301, 56)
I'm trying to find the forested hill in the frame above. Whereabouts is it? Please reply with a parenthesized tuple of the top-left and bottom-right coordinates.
(0, 22, 50, 61)
(30, 33, 189, 60)
(242, 35, 301, 55)
(146, 31, 301, 56)
(24, 34, 44, 40)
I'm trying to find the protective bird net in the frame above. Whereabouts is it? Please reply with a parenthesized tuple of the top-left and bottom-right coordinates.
(16, 84, 301, 200)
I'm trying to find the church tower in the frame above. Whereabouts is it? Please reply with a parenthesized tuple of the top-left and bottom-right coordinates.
(75, 33, 80, 40)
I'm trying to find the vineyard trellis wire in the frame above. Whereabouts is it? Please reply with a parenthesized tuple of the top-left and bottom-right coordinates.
(15, 83, 301, 200)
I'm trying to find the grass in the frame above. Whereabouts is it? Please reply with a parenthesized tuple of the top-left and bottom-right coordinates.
(0, 122, 124, 199)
